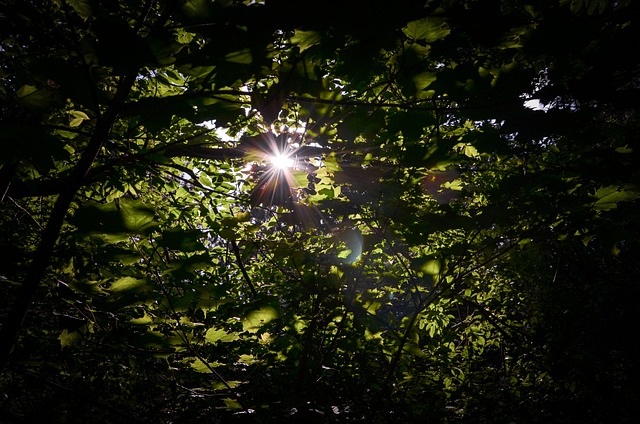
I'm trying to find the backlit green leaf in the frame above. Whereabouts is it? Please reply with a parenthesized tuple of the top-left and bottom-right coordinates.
(65, 0, 92, 21)
(290, 30, 322, 53)
(324, 154, 342, 172)
(421, 259, 441, 275)
(223, 398, 243, 410)
(16, 84, 58, 110)
(181, 0, 210, 18)
(403, 17, 451, 42)
(592, 185, 640, 211)
(242, 306, 279, 333)
(190, 358, 221, 373)
(59, 329, 82, 349)
(109, 276, 149, 292)
(205, 328, 240, 343)
(225, 49, 252, 64)
(129, 313, 153, 325)
(413, 72, 438, 92)
(120, 199, 158, 233)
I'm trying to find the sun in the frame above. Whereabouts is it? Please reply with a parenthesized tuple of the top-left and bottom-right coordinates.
(269, 152, 295, 170)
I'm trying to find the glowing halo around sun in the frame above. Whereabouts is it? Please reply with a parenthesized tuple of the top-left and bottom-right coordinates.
(269, 153, 295, 170)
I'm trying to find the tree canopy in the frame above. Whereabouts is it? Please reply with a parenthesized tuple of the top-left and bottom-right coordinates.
(1, 0, 639, 422)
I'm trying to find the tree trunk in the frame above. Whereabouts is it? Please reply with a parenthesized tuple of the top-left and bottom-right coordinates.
(0, 74, 137, 371)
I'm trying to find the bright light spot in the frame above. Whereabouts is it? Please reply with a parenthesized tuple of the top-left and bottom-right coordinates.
(199, 120, 239, 140)
(523, 98, 549, 112)
(270, 154, 294, 170)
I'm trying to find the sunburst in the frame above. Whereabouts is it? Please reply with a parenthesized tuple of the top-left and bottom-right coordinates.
(247, 131, 305, 209)
(269, 152, 295, 170)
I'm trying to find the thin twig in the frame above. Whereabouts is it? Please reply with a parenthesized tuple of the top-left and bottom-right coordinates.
(231, 240, 258, 298)
(135, 239, 240, 397)
(7, 196, 44, 230)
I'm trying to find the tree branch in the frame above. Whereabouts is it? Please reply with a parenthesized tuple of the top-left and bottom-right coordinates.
(0, 73, 138, 371)
(231, 240, 258, 298)
(287, 94, 457, 111)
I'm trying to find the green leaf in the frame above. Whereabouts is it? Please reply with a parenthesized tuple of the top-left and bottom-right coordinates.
(454, 142, 480, 158)
(403, 17, 451, 43)
(190, 358, 222, 373)
(59, 329, 82, 349)
(212, 381, 243, 390)
(413, 72, 437, 91)
(70, 110, 89, 120)
(73, 199, 157, 235)
(223, 398, 243, 410)
(122, 200, 157, 232)
(242, 306, 279, 333)
(65, 0, 93, 21)
(421, 259, 441, 275)
(337, 248, 352, 259)
(109, 276, 149, 292)
(70, 280, 107, 295)
(290, 30, 322, 53)
(16, 84, 58, 110)
(237, 354, 257, 365)
(291, 170, 310, 188)
(225, 49, 252, 64)
(205, 328, 240, 343)
(129, 313, 153, 325)
(592, 185, 640, 211)
(69, 110, 89, 127)
(181, 0, 210, 18)
(324, 154, 342, 172)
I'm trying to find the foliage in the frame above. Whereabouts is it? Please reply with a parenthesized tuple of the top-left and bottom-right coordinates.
(1, 0, 639, 422)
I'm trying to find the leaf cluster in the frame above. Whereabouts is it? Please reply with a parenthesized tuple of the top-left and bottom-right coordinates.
(1, 0, 639, 423)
